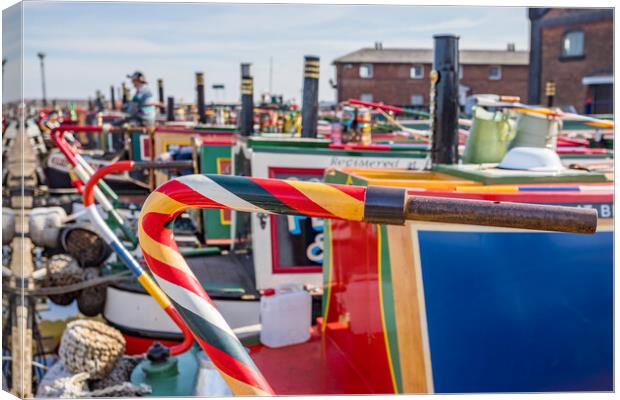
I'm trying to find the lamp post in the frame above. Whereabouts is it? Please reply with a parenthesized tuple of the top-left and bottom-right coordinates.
(37, 52, 47, 106)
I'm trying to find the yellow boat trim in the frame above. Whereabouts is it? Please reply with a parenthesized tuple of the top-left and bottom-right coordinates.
(322, 221, 334, 333)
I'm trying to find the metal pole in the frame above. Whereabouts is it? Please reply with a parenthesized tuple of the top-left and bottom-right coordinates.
(166, 96, 175, 121)
(37, 52, 47, 106)
(430, 34, 460, 165)
(240, 63, 254, 136)
(157, 79, 165, 115)
(301, 55, 320, 138)
(196, 72, 206, 124)
(110, 85, 116, 110)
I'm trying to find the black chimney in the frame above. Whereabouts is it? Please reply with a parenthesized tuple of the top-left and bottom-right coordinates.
(301, 55, 320, 138)
(110, 85, 116, 111)
(430, 34, 460, 165)
(196, 72, 206, 124)
(121, 82, 129, 105)
(239, 63, 254, 136)
(157, 79, 165, 115)
(166, 96, 175, 121)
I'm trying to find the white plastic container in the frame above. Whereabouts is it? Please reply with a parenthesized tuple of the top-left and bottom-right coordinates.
(259, 284, 311, 348)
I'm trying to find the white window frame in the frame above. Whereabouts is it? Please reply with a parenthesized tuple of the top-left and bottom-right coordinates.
(410, 64, 424, 79)
(489, 65, 502, 81)
(359, 64, 373, 79)
(360, 93, 373, 102)
(410, 94, 424, 106)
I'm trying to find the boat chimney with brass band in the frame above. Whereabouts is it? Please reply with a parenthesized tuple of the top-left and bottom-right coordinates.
(430, 34, 460, 165)
(546, 80, 556, 107)
(121, 82, 129, 105)
(157, 79, 165, 115)
(240, 63, 254, 136)
(301, 55, 320, 138)
(196, 72, 206, 124)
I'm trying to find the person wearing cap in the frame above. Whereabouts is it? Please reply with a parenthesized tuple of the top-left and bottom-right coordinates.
(121, 71, 160, 127)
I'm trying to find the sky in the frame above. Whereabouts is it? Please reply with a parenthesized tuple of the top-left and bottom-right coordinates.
(3, 2, 530, 104)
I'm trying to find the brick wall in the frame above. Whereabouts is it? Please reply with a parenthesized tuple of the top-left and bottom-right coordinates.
(540, 19, 613, 110)
(336, 62, 528, 106)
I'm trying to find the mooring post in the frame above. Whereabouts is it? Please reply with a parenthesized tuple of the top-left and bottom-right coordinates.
(301, 55, 320, 138)
(196, 72, 206, 124)
(157, 79, 165, 115)
(110, 85, 116, 111)
(430, 34, 460, 165)
(240, 63, 254, 136)
(167, 96, 175, 122)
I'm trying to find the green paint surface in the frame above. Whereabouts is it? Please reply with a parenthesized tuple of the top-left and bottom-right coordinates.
(379, 224, 403, 393)
(200, 144, 234, 241)
(433, 163, 609, 184)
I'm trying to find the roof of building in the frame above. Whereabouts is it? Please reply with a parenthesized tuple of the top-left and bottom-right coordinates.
(333, 48, 530, 66)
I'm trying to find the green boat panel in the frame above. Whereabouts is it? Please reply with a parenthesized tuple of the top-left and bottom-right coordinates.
(251, 145, 427, 158)
(248, 137, 332, 149)
(200, 143, 234, 242)
(433, 163, 610, 185)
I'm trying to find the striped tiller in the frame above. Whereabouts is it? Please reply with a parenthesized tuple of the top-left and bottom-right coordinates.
(82, 160, 194, 356)
(138, 174, 370, 395)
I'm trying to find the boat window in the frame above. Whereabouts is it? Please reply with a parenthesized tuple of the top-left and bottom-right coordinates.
(360, 93, 373, 102)
(562, 30, 584, 58)
(410, 94, 424, 106)
(359, 64, 373, 79)
(410, 64, 424, 79)
(489, 65, 502, 80)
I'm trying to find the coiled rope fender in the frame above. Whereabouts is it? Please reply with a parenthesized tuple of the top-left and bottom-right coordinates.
(138, 173, 407, 396)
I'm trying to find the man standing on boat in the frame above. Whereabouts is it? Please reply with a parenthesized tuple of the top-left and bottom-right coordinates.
(120, 71, 160, 127)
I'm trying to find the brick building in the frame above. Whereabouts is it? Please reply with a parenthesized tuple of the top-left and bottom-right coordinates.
(332, 44, 529, 108)
(528, 8, 613, 114)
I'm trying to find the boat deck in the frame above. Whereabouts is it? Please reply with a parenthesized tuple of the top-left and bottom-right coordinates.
(248, 327, 373, 395)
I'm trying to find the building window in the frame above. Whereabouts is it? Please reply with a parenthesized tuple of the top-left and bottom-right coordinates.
(459, 65, 464, 80)
(489, 65, 502, 80)
(410, 64, 424, 79)
(562, 30, 584, 58)
(359, 64, 373, 79)
(360, 93, 373, 102)
(410, 95, 424, 106)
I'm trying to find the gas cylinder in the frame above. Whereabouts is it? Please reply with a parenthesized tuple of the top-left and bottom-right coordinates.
(130, 343, 199, 397)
